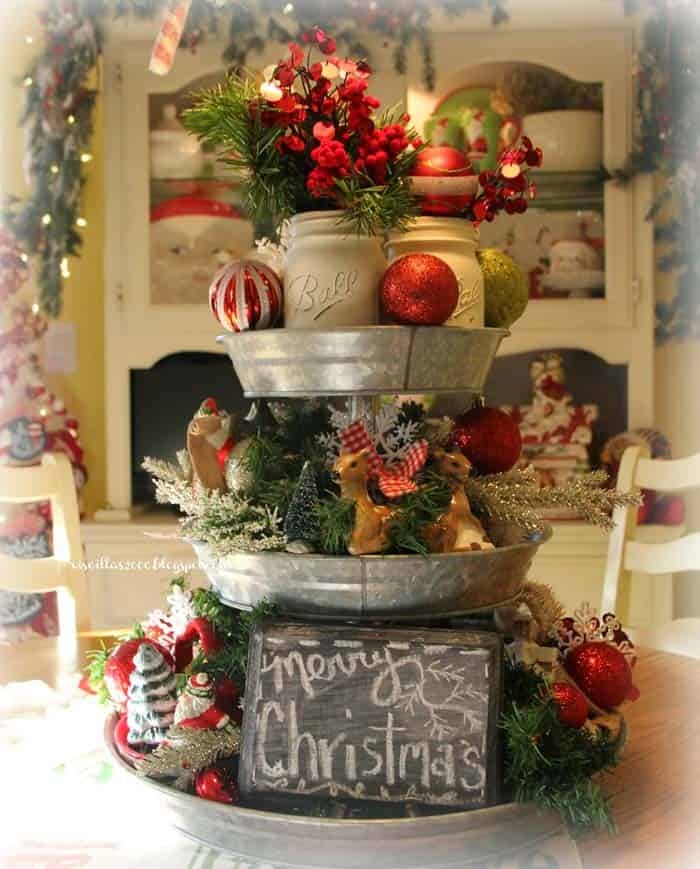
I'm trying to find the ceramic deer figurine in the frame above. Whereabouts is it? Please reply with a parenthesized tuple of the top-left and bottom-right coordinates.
(334, 447, 393, 556)
(424, 449, 494, 553)
(186, 399, 231, 492)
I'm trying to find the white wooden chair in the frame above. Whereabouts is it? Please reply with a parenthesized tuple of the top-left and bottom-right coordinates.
(601, 445, 700, 658)
(0, 452, 89, 683)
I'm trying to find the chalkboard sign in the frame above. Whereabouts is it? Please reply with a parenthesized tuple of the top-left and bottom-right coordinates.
(239, 623, 502, 810)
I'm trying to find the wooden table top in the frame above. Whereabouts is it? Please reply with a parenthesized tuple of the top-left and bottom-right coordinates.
(579, 647, 700, 869)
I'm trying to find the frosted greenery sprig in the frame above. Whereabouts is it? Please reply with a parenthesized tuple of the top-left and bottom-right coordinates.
(465, 467, 641, 533)
(142, 456, 286, 555)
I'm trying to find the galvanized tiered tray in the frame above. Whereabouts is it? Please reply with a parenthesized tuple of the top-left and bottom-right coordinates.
(105, 714, 570, 869)
(191, 523, 551, 621)
(218, 325, 508, 397)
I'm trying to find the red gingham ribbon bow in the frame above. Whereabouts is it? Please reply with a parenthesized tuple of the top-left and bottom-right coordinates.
(339, 419, 428, 499)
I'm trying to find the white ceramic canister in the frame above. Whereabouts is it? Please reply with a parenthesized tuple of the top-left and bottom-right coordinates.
(284, 211, 384, 328)
(521, 110, 602, 173)
(384, 217, 484, 328)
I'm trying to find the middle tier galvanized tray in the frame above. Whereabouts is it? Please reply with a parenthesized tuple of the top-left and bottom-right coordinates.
(190, 522, 551, 621)
(217, 326, 509, 397)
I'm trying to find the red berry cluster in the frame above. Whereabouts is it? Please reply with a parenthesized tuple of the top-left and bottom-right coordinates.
(357, 121, 420, 184)
(470, 136, 543, 224)
(253, 33, 420, 204)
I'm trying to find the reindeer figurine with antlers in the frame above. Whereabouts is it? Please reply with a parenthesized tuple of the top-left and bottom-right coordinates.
(424, 449, 494, 553)
(334, 447, 394, 556)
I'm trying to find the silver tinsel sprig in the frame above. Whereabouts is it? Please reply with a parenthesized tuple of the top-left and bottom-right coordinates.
(465, 466, 641, 532)
(136, 723, 241, 792)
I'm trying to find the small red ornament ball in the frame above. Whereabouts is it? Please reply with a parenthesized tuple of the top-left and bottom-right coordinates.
(209, 258, 282, 332)
(196, 766, 238, 804)
(551, 682, 589, 728)
(565, 641, 635, 711)
(410, 146, 477, 215)
(450, 406, 522, 474)
(380, 253, 459, 326)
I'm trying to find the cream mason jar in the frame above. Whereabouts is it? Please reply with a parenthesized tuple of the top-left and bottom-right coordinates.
(284, 211, 384, 328)
(384, 217, 484, 328)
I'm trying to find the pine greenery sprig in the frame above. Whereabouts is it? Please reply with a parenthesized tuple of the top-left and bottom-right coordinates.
(316, 496, 356, 555)
(501, 660, 620, 835)
(501, 700, 618, 835)
(184, 74, 306, 225)
(387, 471, 453, 555)
(188, 589, 279, 689)
(84, 622, 145, 704)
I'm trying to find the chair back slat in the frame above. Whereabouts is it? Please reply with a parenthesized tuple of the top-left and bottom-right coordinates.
(0, 453, 89, 670)
(635, 453, 700, 493)
(624, 532, 700, 575)
(603, 446, 700, 658)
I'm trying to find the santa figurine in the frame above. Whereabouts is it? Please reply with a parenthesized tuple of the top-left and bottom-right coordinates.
(174, 672, 230, 730)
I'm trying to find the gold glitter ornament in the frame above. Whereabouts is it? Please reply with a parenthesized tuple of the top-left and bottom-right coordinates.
(477, 248, 528, 328)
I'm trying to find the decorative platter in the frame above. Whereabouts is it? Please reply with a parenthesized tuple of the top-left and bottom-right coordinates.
(217, 326, 509, 398)
(105, 713, 566, 869)
(190, 523, 551, 621)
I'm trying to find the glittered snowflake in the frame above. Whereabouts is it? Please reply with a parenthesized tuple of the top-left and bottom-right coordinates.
(317, 402, 422, 467)
(551, 603, 636, 664)
(142, 582, 197, 655)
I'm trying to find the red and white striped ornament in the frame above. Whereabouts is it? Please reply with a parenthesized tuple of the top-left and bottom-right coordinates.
(209, 259, 282, 333)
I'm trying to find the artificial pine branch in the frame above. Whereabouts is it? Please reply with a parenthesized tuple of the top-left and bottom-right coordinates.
(316, 496, 356, 555)
(387, 471, 453, 555)
(189, 590, 279, 688)
(501, 660, 620, 836)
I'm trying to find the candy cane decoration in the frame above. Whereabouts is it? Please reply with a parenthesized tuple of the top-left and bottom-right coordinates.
(149, 0, 192, 76)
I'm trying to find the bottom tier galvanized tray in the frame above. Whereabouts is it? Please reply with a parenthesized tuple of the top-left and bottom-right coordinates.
(189, 523, 551, 621)
(105, 714, 569, 869)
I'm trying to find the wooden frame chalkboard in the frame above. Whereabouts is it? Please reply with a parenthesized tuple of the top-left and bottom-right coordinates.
(239, 622, 503, 811)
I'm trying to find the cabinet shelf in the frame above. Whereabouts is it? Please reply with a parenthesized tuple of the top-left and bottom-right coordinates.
(528, 170, 606, 211)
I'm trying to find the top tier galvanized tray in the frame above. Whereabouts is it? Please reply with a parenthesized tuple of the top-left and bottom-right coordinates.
(217, 326, 508, 397)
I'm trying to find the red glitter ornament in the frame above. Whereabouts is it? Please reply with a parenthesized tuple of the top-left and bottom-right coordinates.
(380, 253, 459, 326)
(209, 258, 282, 332)
(410, 146, 477, 215)
(450, 405, 522, 474)
(195, 766, 238, 804)
(551, 681, 588, 728)
(564, 641, 636, 712)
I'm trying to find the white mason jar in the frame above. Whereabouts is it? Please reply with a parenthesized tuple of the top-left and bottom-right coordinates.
(384, 217, 484, 328)
(284, 211, 384, 328)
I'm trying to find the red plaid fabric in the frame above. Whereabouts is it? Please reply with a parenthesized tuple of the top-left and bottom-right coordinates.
(339, 420, 428, 499)
(378, 439, 429, 498)
(339, 420, 384, 477)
